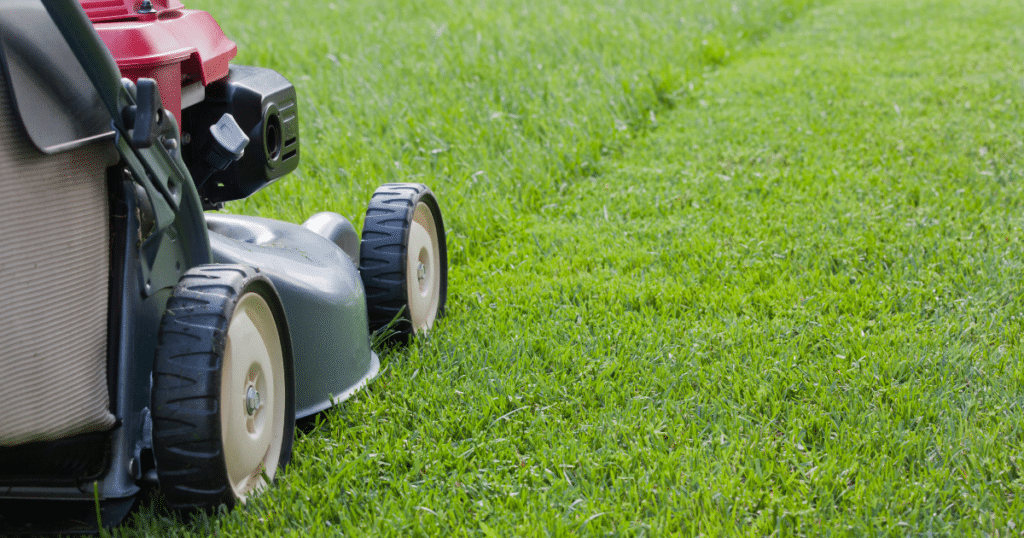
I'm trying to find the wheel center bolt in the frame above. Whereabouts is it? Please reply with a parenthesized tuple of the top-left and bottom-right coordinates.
(417, 263, 427, 282)
(245, 386, 261, 415)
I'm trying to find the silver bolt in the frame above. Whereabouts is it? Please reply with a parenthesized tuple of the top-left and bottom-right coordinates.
(245, 386, 261, 415)
(417, 263, 427, 282)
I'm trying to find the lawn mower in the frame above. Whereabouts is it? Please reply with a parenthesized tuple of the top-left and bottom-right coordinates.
(0, 0, 448, 532)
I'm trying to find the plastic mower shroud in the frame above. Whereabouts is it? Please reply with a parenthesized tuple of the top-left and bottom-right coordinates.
(0, 0, 448, 532)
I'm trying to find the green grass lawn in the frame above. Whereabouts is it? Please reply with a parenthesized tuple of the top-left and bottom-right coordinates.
(118, 0, 1024, 535)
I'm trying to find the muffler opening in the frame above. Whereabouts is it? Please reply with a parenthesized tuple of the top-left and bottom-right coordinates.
(265, 112, 282, 161)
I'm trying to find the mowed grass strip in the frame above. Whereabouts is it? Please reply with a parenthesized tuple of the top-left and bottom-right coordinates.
(121, 0, 1024, 536)
(454, 0, 1024, 534)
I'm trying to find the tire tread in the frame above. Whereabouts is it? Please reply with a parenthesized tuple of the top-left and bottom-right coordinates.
(359, 184, 447, 341)
(151, 265, 292, 511)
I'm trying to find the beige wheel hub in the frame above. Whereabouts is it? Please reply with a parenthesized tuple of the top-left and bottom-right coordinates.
(406, 201, 441, 333)
(220, 292, 286, 501)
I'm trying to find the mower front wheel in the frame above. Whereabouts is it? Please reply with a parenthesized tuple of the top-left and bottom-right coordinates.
(151, 265, 295, 510)
(359, 183, 448, 341)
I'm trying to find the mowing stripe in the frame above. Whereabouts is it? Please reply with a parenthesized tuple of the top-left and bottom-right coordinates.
(122, 0, 1024, 535)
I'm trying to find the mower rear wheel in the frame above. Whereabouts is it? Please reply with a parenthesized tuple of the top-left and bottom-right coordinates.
(151, 265, 295, 510)
(359, 183, 448, 340)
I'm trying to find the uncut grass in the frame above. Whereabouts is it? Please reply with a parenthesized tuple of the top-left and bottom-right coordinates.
(118, 0, 1024, 535)
(192, 0, 817, 233)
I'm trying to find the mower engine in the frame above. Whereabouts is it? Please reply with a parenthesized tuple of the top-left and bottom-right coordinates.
(82, 0, 300, 206)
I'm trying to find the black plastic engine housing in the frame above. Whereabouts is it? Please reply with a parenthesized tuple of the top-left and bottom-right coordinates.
(183, 64, 299, 203)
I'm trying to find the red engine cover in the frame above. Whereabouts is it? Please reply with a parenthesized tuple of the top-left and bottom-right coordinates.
(81, 0, 237, 127)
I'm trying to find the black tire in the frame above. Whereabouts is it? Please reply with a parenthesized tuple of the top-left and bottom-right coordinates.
(359, 183, 448, 340)
(151, 265, 295, 510)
